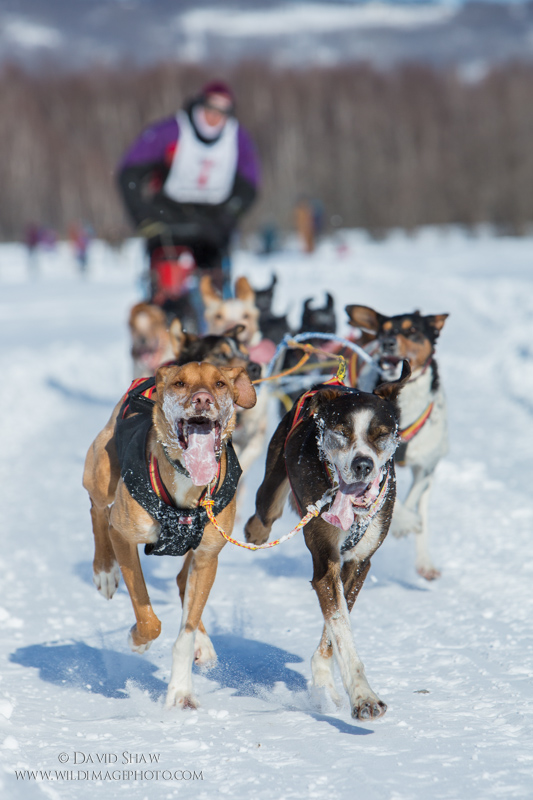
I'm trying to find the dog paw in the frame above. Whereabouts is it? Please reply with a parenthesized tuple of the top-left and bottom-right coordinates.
(416, 563, 441, 581)
(128, 628, 152, 654)
(128, 619, 161, 654)
(165, 688, 198, 711)
(244, 515, 270, 546)
(194, 630, 217, 669)
(93, 563, 121, 599)
(390, 507, 422, 538)
(351, 697, 387, 720)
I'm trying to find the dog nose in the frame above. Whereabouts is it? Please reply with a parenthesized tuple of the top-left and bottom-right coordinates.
(352, 456, 374, 481)
(381, 335, 396, 353)
(246, 361, 262, 382)
(191, 391, 214, 413)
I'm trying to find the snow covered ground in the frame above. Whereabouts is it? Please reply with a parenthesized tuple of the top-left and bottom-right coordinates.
(0, 229, 532, 799)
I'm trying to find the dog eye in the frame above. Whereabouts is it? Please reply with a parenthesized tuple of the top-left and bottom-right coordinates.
(332, 429, 348, 441)
(174, 380, 185, 387)
(215, 381, 225, 388)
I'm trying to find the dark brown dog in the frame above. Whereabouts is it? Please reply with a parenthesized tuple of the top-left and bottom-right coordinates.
(245, 366, 410, 720)
(83, 362, 256, 710)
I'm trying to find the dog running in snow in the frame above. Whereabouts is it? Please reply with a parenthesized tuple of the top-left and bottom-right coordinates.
(245, 364, 410, 720)
(200, 274, 276, 472)
(83, 362, 256, 710)
(129, 302, 175, 379)
(346, 305, 448, 580)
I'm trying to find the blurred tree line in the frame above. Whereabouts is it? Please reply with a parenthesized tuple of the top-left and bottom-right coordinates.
(1, 59, 533, 242)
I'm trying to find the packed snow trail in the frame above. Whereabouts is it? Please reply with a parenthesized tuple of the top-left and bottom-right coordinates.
(0, 231, 532, 800)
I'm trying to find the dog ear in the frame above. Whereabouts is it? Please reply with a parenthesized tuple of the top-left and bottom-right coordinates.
(200, 275, 221, 306)
(168, 318, 197, 358)
(219, 366, 257, 409)
(325, 292, 335, 310)
(308, 387, 346, 413)
(235, 276, 255, 303)
(426, 313, 449, 334)
(225, 324, 246, 340)
(345, 305, 383, 335)
(373, 360, 411, 403)
(155, 365, 180, 398)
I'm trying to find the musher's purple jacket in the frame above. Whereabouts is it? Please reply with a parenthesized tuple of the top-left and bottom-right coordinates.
(117, 107, 260, 253)
(120, 115, 260, 190)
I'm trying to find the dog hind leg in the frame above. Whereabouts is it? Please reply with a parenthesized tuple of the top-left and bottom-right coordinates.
(244, 416, 291, 545)
(90, 502, 121, 599)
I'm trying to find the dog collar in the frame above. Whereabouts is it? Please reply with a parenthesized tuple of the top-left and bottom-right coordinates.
(398, 401, 434, 443)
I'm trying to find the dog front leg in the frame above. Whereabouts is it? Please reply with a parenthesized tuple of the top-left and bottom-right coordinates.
(108, 526, 161, 653)
(395, 465, 440, 579)
(311, 559, 371, 707)
(176, 552, 217, 668)
(310, 546, 386, 720)
(414, 479, 441, 580)
(166, 545, 222, 710)
(391, 464, 432, 538)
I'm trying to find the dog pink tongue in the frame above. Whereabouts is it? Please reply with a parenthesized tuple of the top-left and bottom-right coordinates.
(322, 478, 363, 531)
(182, 424, 218, 486)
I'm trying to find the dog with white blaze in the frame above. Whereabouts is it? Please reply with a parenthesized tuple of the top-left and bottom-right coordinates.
(245, 364, 410, 720)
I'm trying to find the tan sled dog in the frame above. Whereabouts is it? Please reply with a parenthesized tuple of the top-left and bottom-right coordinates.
(129, 302, 174, 378)
(83, 362, 256, 709)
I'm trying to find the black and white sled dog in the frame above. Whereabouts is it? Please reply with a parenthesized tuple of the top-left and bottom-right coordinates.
(346, 305, 448, 580)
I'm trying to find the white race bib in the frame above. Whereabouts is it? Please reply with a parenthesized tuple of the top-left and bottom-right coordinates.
(163, 111, 238, 204)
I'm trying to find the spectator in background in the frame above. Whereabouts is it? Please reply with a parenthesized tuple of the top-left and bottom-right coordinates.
(25, 223, 41, 277)
(69, 222, 92, 275)
(117, 81, 260, 294)
(294, 196, 315, 254)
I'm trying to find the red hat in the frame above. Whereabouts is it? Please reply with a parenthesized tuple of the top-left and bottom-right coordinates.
(200, 81, 235, 104)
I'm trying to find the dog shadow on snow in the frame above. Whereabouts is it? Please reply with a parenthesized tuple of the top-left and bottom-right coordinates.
(9, 637, 370, 734)
(201, 634, 372, 736)
(9, 641, 167, 701)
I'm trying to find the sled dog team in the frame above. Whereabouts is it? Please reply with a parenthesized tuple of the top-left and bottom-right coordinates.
(84, 275, 448, 719)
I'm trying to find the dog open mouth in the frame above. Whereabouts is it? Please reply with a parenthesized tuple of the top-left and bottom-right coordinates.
(322, 472, 383, 531)
(177, 417, 222, 486)
(379, 355, 402, 371)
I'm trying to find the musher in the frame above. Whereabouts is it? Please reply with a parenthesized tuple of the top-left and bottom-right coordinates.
(117, 80, 260, 322)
